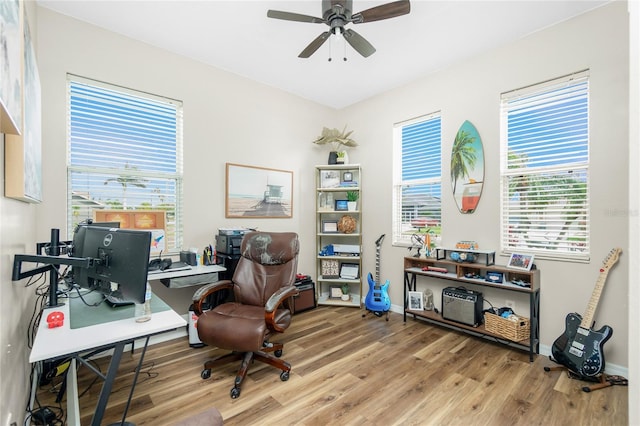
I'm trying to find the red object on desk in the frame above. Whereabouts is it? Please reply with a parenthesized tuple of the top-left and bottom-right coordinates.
(46, 311, 65, 328)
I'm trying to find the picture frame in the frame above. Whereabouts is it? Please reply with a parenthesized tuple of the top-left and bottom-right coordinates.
(319, 170, 340, 188)
(342, 171, 353, 182)
(225, 163, 293, 218)
(335, 199, 349, 211)
(485, 271, 504, 283)
(5, 8, 42, 203)
(330, 286, 343, 299)
(408, 291, 424, 310)
(507, 253, 535, 271)
(322, 220, 339, 233)
(321, 259, 339, 278)
(339, 262, 359, 279)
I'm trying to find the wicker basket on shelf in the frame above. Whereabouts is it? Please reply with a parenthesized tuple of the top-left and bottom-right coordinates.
(484, 312, 530, 341)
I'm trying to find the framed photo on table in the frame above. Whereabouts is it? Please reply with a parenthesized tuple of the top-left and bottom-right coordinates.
(507, 253, 534, 271)
(408, 291, 424, 310)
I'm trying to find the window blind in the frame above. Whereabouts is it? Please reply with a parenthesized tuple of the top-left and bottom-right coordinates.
(393, 113, 442, 245)
(67, 75, 184, 251)
(500, 71, 590, 260)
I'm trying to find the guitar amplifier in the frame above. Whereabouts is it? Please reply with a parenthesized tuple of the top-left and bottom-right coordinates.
(441, 286, 483, 327)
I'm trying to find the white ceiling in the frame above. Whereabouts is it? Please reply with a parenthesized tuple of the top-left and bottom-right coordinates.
(37, 0, 609, 109)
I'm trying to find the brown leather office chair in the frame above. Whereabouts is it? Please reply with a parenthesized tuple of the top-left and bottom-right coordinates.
(192, 231, 300, 399)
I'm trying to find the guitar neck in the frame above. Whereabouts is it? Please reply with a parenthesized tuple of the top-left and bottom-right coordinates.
(580, 271, 608, 329)
(375, 247, 380, 283)
(579, 248, 621, 329)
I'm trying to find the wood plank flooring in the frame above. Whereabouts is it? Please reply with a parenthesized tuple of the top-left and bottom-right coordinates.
(35, 307, 628, 425)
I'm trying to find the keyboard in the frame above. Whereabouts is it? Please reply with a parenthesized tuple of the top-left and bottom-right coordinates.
(105, 294, 134, 307)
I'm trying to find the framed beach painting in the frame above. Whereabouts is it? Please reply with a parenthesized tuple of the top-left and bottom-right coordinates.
(5, 8, 42, 203)
(225, 163, 293, 218)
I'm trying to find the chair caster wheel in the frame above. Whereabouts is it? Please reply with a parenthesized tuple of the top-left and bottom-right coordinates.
(201, 369, 211, 380)
(230, 387, 241, 399)
(274, 349, 283, 357)
(280, 371, 290, 381)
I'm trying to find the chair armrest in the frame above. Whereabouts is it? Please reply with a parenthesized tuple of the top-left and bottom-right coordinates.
(265, 285, 299, 332)
(192, 280, 234, 315)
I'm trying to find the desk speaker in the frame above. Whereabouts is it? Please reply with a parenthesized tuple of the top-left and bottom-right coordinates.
(442, 287, 483, 327)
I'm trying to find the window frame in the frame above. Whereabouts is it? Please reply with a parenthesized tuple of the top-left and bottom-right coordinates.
(66, 74, 184, 252)
(499, 70, 590, 261)
(392, 112, 442, 247)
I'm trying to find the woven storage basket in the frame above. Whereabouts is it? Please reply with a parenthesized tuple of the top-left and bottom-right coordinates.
(484, 312, 530, 341)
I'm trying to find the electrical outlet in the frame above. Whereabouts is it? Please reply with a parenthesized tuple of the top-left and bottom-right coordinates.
(505, 299, 515, 309)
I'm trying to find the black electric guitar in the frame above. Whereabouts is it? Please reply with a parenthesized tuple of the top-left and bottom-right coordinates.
(551, 248, 621, 378)
(365, 234, 391, 313)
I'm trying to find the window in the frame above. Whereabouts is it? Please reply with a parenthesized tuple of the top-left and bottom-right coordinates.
(500, 70, 589, 260)
(393, 113, 442, 245)
(67, 75, 184, 252)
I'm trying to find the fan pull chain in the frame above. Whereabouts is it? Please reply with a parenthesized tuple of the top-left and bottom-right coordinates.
(343, 36, 347, 61)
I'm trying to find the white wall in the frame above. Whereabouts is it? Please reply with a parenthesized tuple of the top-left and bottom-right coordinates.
(0, 2, 41, 425)
(340, 0, 630, 369)
(627, 0, 639, 423)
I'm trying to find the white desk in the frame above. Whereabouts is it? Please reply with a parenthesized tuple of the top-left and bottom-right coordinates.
(30, 295, 186, 426)
(148, 264, 226, 288)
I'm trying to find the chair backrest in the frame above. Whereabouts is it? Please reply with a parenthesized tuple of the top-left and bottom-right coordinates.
(232, 232, 299, 307)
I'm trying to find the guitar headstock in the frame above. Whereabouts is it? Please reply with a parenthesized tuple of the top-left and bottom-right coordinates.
(602, 248, 622, 270)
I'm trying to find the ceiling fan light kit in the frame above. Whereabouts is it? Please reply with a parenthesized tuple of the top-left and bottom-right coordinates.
(267, 0, 410, 59)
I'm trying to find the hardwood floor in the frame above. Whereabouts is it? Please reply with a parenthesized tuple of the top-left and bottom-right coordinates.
(35, 307, 628, 425)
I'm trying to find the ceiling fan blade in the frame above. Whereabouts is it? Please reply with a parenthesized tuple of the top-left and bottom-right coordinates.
(351, 0, 411, 24)
(343, 29, 376, 58)
(298, 31, 331, 58)
(267, 10, 325, 24)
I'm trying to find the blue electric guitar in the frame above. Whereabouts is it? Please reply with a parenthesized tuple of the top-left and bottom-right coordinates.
(551, 248, 621, 378)
(365, 234, 391, 315)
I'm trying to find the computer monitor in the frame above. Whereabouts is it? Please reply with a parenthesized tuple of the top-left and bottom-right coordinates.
(71, 225, 152, 304)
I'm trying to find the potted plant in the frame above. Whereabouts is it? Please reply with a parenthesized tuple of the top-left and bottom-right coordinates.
(336, 151, 346, 164)
(346, 190, 359, 211)
(341, 283, 350, 301)
(313, 125, 358, 164)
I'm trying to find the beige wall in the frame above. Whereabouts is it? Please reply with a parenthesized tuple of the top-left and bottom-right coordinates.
(0, 2, 40, 425)
(1, 2, 635, 425)
(342, 0, 630, 369)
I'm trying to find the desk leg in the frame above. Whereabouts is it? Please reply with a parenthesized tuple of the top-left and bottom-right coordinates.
(91, 342, 125, 426)
(67, 358, 80, 426)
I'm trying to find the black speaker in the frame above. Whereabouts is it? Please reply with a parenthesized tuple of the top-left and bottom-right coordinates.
(441, 287, 483, 327)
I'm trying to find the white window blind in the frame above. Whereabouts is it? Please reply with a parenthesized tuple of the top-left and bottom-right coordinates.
(67, 75, 184, 251)
(500, 70, 590, 260)
(393, 113, 442, 245)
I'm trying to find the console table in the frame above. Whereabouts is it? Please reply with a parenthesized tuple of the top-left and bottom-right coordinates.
(403, 256, 540, 361)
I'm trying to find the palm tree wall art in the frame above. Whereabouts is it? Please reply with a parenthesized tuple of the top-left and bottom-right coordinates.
(451, 121, 484, 213)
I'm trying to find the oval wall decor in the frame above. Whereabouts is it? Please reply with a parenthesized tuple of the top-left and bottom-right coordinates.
(451, 120, 484, 214)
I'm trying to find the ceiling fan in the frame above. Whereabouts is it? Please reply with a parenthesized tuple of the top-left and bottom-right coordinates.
(267, 0, 411, 59)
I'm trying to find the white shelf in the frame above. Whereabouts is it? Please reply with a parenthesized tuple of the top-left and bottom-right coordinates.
(316, 164, 363, 308)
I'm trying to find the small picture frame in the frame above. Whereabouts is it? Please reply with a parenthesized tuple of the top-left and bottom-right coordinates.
(408, 291, 424, 310)
(322, 220, 339, 233)
(507, 253, 535, 271)
(321, 259, 339, 278)
(319, 170, 340, 188)
(485, 271, 504, 283)
(330, 286, 343, 299)
(335, 199, 349, 211)
(339, 263, 360, 279)
(342, 172, 353, 182)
